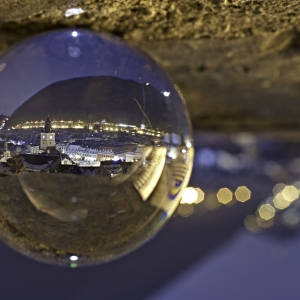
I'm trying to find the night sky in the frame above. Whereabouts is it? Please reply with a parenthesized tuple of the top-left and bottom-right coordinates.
(0, 28, 191, 138)
(0, 29, 178, 117)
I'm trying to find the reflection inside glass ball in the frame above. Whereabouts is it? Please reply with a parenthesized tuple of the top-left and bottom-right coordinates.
(0, 29, 193, 266)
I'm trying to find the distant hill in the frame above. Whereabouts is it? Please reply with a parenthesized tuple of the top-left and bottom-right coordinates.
(0, 115, 8, 122)
(5, 76, 173, 131)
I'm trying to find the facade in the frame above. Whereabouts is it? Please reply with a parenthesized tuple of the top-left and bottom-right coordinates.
(65, 144, 114, 162)
(29, 145, 40, 154)
(40, 115, 56, 150)
(56, 143, 68, 153)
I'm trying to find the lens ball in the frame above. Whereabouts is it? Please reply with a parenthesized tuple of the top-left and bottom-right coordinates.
(0, 29, 193, 266)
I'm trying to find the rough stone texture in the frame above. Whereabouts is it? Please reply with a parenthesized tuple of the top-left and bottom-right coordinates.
(1, 0, 300, 130)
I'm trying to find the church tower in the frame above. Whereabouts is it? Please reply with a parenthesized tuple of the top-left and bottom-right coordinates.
(40, 115, 56, 150)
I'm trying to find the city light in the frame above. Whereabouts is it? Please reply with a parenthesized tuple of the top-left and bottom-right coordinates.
(12, 119, 163, 137)
(70, 255, 78, 261)
(72, 31, 78, 37)
(1, 115, 176, 177)
(163, 91, 170, 97)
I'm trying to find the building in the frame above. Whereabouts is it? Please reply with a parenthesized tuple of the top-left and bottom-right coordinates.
(20, 154, 60, 172)
(40, 115, 56, 150)
(65, 144, 114, 162)
(56, 143, 68, 153)
(29, 145, 40, 154)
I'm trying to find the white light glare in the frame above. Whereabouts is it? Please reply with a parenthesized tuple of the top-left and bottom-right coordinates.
(72, 31, 78, 37)
(169, 152, 177, 159)
(163, 91, 170, 97)
(65, 8, 84, 17)
(186, 141, 192, 148)
(70, 255, 78, 261)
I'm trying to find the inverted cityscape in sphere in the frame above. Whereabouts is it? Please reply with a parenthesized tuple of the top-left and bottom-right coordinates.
(0, 29, 193, 266)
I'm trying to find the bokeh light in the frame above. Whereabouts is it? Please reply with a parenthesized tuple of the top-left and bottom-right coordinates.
(178, 204, 194, 217)
(204, 193, 221, 210)
(244, 215, 260, 232)
(273, 192, 290, 210)
(258, 204, 275, 220)
(273, 183, 286, 195)
(282, 208, 300, 228)
(235, 186, 251, 202)
(194, 188, 205, 204)
(217, 188, 233, 204)
(257, 217, 274, 228)
(180, 187, 205, 204)
(282, 185, 299, 202)
(181, 187, 198, 204)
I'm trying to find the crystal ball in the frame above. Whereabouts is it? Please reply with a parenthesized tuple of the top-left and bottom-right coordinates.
(0, 29, 193, 266)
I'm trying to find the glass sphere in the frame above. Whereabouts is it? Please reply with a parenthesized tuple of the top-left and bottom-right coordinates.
(0, 29, 193, 266)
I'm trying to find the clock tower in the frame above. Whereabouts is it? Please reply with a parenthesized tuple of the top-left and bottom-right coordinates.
(40, 115, 56, 150)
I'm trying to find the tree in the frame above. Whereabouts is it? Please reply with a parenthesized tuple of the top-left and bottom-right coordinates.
(7, 155, 25, 174)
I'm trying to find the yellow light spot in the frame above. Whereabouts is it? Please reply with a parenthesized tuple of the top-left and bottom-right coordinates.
(258, 204, 275, 220)
(273, 183, 285, 195)
(235, 186, 251, 202)
(180, 187, 205, 204)
(273, 192, 290, 210)
(204, 193, 221, 210)
(282, 185, 299, 202)
(244, 215, 260, 232)
(178, 204, 194, 217)
(257, 217, 274, 228)
(217, 188, 233, 204)
(181, 188, 197, 204)
(194, 188, 205, 204)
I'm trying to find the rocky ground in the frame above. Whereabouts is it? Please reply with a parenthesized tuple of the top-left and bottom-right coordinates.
(1, 1, 300, 131)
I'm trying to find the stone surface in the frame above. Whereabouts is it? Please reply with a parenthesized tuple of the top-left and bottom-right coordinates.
(1, 0, 300, 130)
